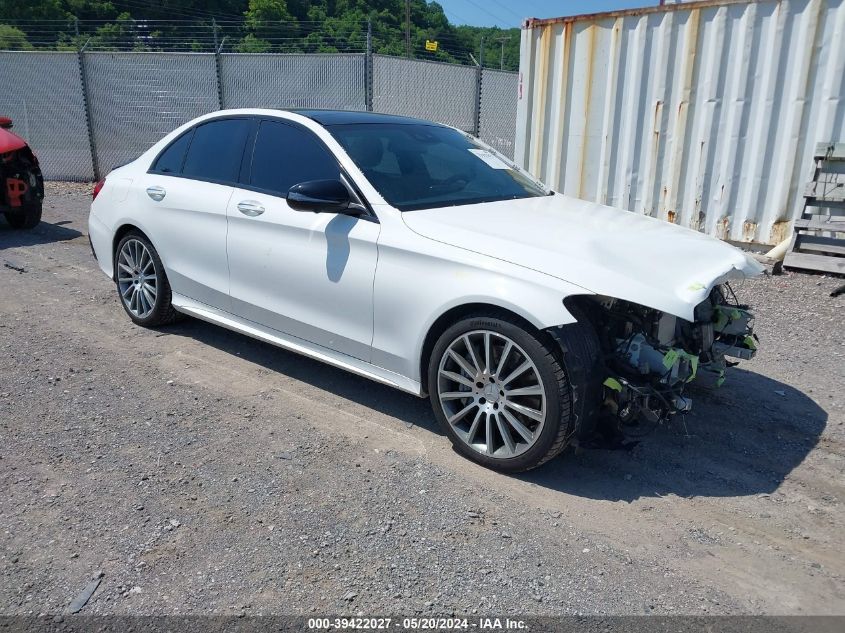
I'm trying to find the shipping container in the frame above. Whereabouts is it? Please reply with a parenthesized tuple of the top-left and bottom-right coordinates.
(514, 0, 844, 245)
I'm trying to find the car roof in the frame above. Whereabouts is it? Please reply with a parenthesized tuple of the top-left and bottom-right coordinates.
(290, 109, 445, 127)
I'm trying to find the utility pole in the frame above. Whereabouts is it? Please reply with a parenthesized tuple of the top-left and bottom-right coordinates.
(405, 0, 411, 58)
(496, 35, 509, 70)
(479, 36, 485, 68)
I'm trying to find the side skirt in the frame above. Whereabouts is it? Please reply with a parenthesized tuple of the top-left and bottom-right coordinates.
(171, 294, 423, 397)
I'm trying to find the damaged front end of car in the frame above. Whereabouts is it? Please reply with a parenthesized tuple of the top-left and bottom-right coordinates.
(568, 284, 758, 439)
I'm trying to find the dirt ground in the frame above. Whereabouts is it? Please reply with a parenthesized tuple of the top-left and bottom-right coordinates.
(1, 182, 843, 616)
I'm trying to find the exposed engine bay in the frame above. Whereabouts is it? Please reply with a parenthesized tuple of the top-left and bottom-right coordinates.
(574, 284, 757, 440)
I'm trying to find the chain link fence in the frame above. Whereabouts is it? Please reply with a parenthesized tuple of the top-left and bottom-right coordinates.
(0, 51, 93, 181)
(478, 69, 518, 160)
(372, 55, 478, 133)
(0, 51, 517, 180)
(85, 52, 220, 175)
(220, 53, 367, 111)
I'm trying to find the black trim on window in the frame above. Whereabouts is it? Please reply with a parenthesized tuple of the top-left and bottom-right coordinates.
(237, 117, 378, 222)
(145, 114, 378, 222)
(149, 128, 194, 175)
(146, 115, 252, 187)
(239, 118, 260, 185)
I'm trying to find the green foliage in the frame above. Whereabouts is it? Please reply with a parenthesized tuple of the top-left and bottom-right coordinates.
(87, 12, 140, 51)
(244, 0, 296, 43)
(0, 24, 33, 49)
(235, 33, 271, 52)
(0, 0, 521, 69)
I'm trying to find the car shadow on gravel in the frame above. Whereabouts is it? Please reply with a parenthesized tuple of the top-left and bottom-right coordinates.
(0, 219, 83, 248)
(521, 368, 827, 501)
(159, 319, 825, 502)
(160, 318, 438, 432)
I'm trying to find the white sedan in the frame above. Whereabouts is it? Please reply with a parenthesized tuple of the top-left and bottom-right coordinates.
(89, 109, 762, 472)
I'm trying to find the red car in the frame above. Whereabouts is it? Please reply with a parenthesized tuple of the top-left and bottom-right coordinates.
(0, 116, 43, 229)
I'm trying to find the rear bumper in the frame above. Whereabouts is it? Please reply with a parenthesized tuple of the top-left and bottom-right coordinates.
(87, 212, 112, 279)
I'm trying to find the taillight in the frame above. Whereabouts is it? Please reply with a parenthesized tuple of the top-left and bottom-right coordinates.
(92, 178, 106, 200)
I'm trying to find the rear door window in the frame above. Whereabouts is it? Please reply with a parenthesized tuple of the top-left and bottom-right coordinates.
(249, 120, 340, 196)
(151, 129, 193, 175)
(182, 118, 251, 184)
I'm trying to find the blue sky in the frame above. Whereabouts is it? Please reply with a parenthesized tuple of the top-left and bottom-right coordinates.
(436, 0, 657, 28)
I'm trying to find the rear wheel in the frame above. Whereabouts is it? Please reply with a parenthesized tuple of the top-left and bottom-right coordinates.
(4, 202, 42, 229)
(428, 314, 574, 472)
(115, 231, 180, 327)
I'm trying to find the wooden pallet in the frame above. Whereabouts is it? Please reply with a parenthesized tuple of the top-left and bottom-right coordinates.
(783, 142, 845, 275)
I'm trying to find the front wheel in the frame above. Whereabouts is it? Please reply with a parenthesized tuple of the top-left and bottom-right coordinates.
(428, 314, 574, 472)
(4, 202, 42, 229)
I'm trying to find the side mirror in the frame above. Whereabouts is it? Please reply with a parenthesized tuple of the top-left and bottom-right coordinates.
(0, 117, 12, 129)
(287, 179, 361, 215)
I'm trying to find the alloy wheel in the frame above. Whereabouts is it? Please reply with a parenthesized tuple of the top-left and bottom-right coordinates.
(437, 330, 547, 458)
(117, 238, 157, 319)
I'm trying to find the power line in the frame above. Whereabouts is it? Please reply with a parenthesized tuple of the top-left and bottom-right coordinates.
(441, 7, 476, 26)
(117, 0, 245, 21)
(455, 0, 517, 28)
(486, 0, 527, 22)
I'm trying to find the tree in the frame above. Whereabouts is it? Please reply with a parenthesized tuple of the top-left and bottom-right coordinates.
(0, 24, 33, 49)
(235, 33, 271, 52)
(0, 0, 65, 22)
(244, 0, 298, 51)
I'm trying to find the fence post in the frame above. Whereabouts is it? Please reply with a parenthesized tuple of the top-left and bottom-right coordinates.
(213, 23, 226, 110)
(365, 20, 373, 112)
(471, 37, 485, 137)
(473, 65, 482, 138)
(76, 43, 100, 181)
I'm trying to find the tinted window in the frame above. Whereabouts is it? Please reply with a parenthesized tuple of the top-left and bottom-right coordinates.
(250, 120, 339, 195)
(328, 123, 547, 211)
(182, 118, 251, 183)
(152, 129, 193, 174)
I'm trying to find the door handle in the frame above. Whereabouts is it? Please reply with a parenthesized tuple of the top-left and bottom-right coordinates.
(237, 200, 265, 217)
(146, 186, 166, 201)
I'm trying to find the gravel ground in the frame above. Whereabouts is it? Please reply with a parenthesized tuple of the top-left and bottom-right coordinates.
(1, 182, 843, 617)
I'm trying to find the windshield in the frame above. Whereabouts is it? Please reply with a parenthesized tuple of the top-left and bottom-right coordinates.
(326, 123, 548, 211)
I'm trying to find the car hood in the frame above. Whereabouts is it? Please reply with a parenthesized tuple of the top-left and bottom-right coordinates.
(401, 194, 764, 321)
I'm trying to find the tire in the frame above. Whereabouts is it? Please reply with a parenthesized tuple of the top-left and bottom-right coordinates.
(114, 231, 181, 327)
(427, 312, 574, 472)
(549, 310, 604, 439)
(4, 202, 42, 229)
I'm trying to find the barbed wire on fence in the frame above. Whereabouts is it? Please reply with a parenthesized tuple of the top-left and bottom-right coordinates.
(0, 17, 503, 66)
(1, 19, 371, 54)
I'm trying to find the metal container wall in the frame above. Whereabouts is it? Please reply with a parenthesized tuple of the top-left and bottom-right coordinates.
(515, 0, 845, 244)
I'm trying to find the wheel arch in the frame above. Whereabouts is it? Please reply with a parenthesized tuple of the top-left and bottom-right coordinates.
(113, 223, 144, 256)
(112, 223, 167, 274)
(418, 301, 568, 395)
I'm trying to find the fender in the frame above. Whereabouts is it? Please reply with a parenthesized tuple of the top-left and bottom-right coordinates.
(369, 211, 592, 382)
